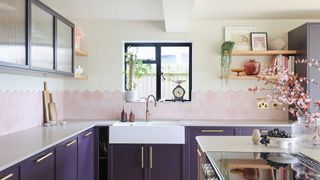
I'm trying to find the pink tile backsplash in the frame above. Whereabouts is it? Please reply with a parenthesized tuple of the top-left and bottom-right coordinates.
(0, 89, 288, 136)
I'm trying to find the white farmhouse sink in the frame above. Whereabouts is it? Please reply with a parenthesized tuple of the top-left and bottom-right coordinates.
(109, 121, 185, 144)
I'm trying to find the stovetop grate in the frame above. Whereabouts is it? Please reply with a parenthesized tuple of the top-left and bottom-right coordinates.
(291, 153, 320, 173)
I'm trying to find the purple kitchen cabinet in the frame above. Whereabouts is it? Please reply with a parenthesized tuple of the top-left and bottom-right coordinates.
(0, 166, 19, 180)
(147, 144, 184, 180)
(56, 137, 78, 180)
(238, 126, 292, 136)
(20, 147, 55, 180)
(186, 127, 236, 180)
(78, 128, 94, 180)
(109, 144, 146, 180)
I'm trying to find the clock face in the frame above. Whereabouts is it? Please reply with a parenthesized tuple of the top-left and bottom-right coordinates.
(173, 86, 185, 98)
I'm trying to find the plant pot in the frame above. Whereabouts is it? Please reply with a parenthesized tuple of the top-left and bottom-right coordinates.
(125, 90, 138, 102)
(244, 59, 261, 75)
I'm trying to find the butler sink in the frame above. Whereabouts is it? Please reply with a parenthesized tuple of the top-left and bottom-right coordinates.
(109, 121, 185, 144)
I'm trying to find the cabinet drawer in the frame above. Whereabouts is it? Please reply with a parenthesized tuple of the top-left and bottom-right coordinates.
(21, 147, 55, 180)
(239, 126, 292, 136)
(0, 166, 19, 180)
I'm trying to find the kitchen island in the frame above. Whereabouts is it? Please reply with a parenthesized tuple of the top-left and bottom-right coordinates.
(196, 136, 320, 180)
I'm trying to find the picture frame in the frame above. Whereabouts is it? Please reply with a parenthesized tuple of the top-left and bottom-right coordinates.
(250, 32, 268, 51)
(225, 26, 257, 51)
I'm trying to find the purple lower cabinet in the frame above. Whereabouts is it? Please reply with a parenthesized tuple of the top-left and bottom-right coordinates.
(238, 126, 292, 136)
(186, 127, 236, 180)
(147, 144, 183, 180)
(78, 128, 94, 180)
(56, 137, 78, 180)
(20, 147, 55, 180)
(0, 166, 19, 180)
(109, 144, 146, 180)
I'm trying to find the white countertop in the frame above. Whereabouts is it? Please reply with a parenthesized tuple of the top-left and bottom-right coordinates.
(0, 119, 291, 172)
(196, 136, 320, 162)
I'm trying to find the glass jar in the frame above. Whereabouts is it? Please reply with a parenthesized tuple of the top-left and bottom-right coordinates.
(292, 117, 320, 148)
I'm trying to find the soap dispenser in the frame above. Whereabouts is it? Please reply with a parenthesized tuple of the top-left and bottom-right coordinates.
(129, 107, 135, 122)
(120, 105, 127, 122)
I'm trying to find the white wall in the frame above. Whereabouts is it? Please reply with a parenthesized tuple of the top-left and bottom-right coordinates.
(64, 19, 319, 91)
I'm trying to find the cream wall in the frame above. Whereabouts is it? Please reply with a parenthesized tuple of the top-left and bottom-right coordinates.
(64, 19, 318, 91)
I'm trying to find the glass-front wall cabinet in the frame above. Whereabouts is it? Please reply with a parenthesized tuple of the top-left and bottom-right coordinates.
(56, 19, 73, 74)
(30, 2, 54, 71)
(0, 0, 27, 67)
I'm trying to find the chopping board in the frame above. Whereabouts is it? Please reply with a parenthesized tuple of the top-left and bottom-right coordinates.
(48, 93, 57, 121)
(43, 82, 50, 123)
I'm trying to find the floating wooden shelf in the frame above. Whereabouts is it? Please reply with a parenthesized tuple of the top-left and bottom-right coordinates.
(227, 75, 279, 81)
(74, 74, 88, 80)
(75, 49, 88, 57)
(232, 50, 297, 56)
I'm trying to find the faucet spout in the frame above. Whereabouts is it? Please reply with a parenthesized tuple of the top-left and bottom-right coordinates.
(146, 95, 157, 122)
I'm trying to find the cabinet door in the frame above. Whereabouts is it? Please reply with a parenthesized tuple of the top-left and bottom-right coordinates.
(239, 126, 292, 136)
(30, 1, 54, 71)
(147, 145, 183, 180)
(56, 137, 78, 180)
(0, 166, 19, 180)
(0, 0, 27, 68)
(56, 18, 74, 74)
(78, 129, 94, 180)
(21, 148, 55, 180)
(186, 127, 235, 180)
(109, 144, 146, 180)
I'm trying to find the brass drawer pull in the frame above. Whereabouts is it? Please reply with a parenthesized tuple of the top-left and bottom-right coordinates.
(0, 173, 13, 180)
(201, 130, 224, 133)
(36, 152, 53, 163)
(150, 146, 153, 169)
(261, 130, 268, 133)
(141, 146, 144, 169)
(197, 148, 202, 157)
(66, 140, 77, 147)
(84, 132, 92, 137)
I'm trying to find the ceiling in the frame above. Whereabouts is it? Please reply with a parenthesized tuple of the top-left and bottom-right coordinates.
(41, 0, 320, 32)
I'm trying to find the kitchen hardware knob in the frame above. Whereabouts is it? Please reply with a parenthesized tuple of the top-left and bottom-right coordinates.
(84, 132, 92, 137)
(0, 173, 13, 180)
(141, 146, 144, 169)
(201, 130, 224, 133)
(150, 146, 153, 169)
(197, 148, 203, 157)
(66, 140, 77, 147)
(36, 152, 53, 163)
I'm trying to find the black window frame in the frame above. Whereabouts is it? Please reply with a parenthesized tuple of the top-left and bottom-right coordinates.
(124, 42, 192, 101)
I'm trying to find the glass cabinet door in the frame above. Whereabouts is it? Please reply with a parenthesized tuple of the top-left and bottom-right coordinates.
(56, 19, 73, 74)
(30, 2, 54, 71)
(0, 0, 27, 66)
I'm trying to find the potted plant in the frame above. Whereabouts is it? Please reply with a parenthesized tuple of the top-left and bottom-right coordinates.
(220, 41, 235, 85)
(125, 50, 151, 102)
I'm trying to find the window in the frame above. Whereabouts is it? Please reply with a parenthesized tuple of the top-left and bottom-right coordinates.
(124, 42, 192, 101)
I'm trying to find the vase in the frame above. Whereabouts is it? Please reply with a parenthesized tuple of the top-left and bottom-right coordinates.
(252, 129, 261, 145)
(125, 90, 138, 102)
(244, 60, 261, 75)
(292, 117, 320, 148)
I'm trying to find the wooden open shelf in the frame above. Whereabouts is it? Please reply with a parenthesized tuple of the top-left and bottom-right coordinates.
(75, 49, 88, 57)
(227, 75, 279, 81)
(74, 74, 88, 80)
(232, 50, 297, 56)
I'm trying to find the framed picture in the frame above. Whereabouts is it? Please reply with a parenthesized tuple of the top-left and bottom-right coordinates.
(250, 32, 268, 51)
(225, 26, 257, 51)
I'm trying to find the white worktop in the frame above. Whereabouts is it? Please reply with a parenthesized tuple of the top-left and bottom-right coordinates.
(196, 136, 320, 162)
(0, 119, 291, 172)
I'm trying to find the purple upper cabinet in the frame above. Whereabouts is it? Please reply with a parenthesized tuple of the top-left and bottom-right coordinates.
(0, 165, 19, 180)
(78, 128, 94, 180)
(56, 137, 78, 180)
(147, 144, 184, 180)
(238, 126, 292, 136)
(186, 127, 236, 180)
(20, 147, 55, 180)
(109, 144, 146, 180)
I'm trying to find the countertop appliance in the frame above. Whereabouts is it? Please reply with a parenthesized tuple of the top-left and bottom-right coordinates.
(204, 151, 320, 180)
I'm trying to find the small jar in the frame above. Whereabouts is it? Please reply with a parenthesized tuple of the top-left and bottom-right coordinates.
(244, 60, 261, 75)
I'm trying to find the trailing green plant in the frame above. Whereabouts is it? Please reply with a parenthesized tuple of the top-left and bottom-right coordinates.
(125, 51, 151, 91)
(220, 41, 235, 84)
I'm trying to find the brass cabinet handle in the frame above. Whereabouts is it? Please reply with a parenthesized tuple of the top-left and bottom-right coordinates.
(36, 152, 53, 163)
(197, 148, 203, 157)
(66, 140, 77, 147)
(150, 146, 153, 169)
(84, 132, 92, 137)
(261, 130, 268, 133)
(0, 173, 13, 180)
(201, 130, 224, 133)
(141, 146, 144, 169)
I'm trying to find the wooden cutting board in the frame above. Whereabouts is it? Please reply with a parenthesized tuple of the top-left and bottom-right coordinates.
(48, 93, 57, 122)
(43, 82, 50, 123)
